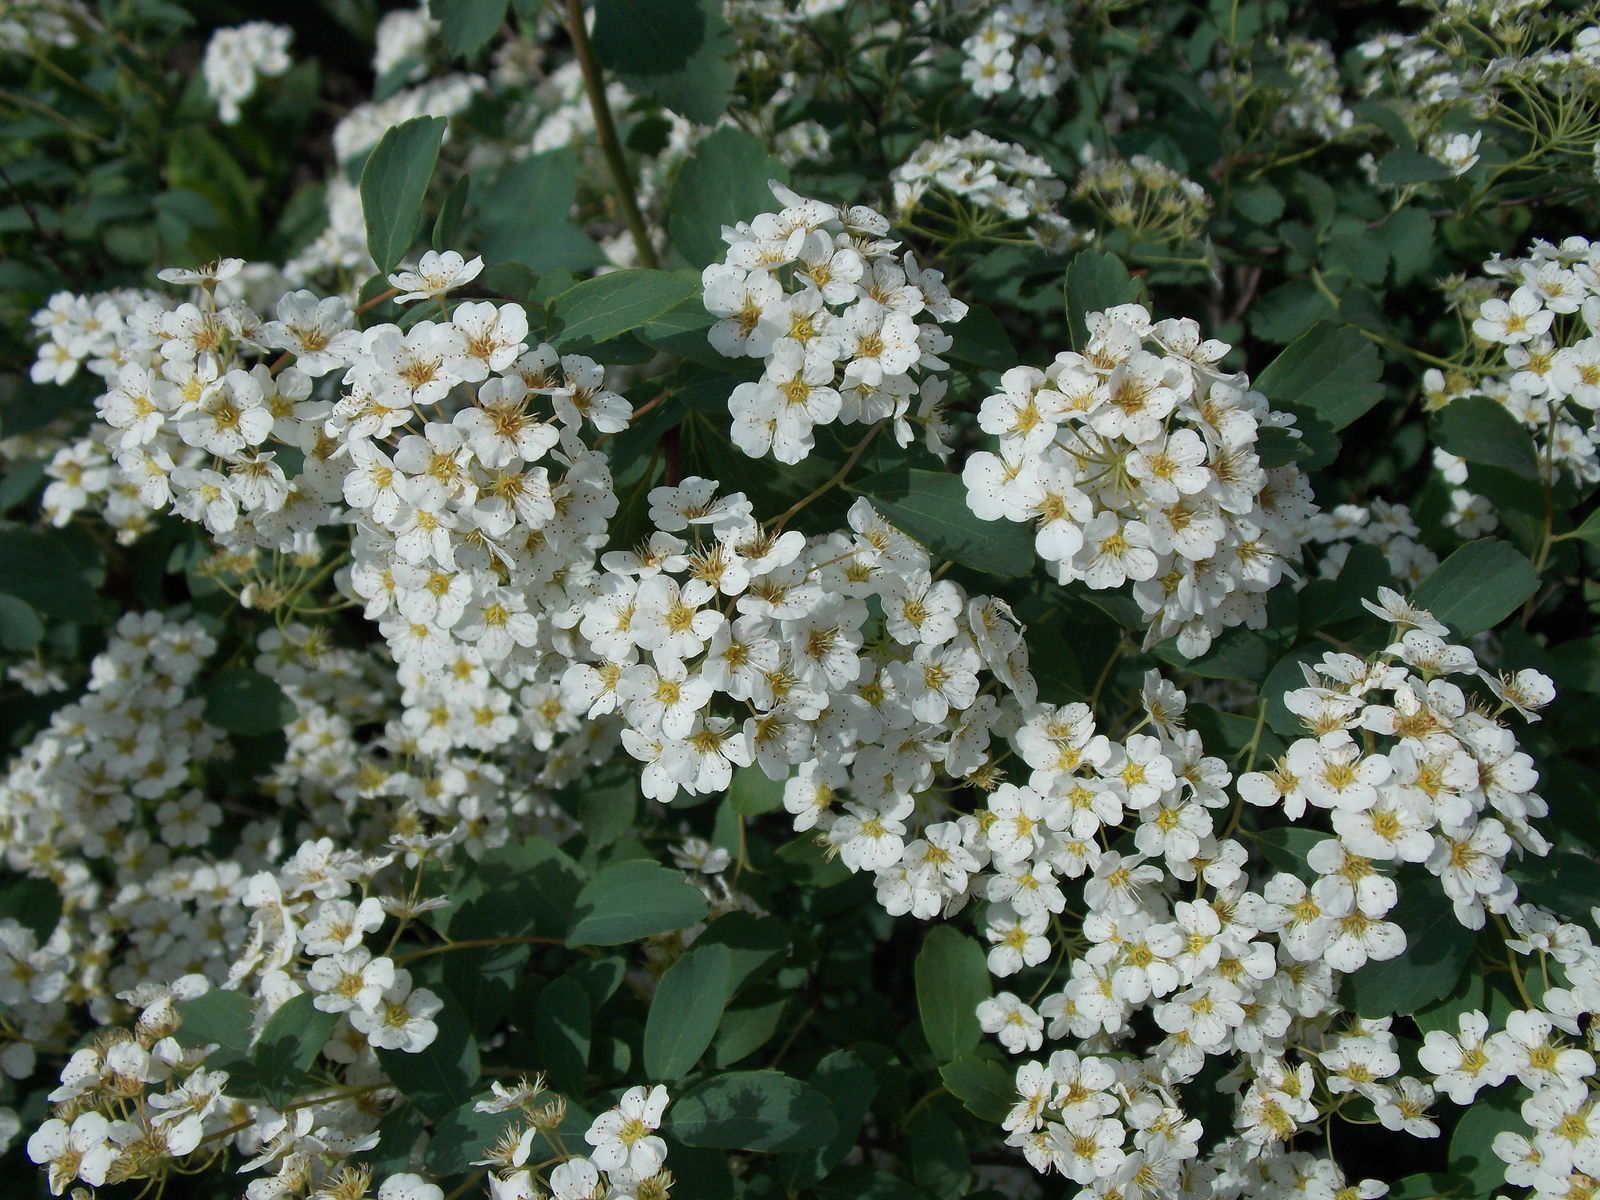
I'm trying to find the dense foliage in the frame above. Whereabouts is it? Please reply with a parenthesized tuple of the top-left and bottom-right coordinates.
(2, 1, 1600, 1199)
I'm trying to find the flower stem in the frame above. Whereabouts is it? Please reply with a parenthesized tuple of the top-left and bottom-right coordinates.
(770, 421, 884, 532)
(562, 0, 659, 271)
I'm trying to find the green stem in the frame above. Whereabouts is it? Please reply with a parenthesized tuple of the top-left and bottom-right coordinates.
(395, 934, 565, 964)
(770, 420, 884, 531)
(562, 0, 659, 270)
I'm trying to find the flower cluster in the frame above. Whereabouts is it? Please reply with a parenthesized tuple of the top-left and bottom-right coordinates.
(1071, 155, 1212, 248)
(475, 1079, 674, 1200)
(975, 590, 1582, 1198)
(890, 132, 1076, 253)
(0, 0, 84, 52)
(23, 966, 674, 1200)
(1355, 8, 1600, 189)
(956, 0, 1072, 100)
(1429, 234, 1600, 487)
(202, 21, 294, 124)
(963, 303, 1315, 657)
(1207, 37, 1354, 143)
(1303, 497, 1439, 589)
(705, 183, 967, 464)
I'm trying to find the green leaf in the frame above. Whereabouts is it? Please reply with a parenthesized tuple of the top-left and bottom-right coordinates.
(858, 468, 1036, 579)
(0, 528, 99, 621)
(1449, 1088, 1522, 1196)
(432, 172, 470, 251)
(939, 1055, 1014, 1123)
(360, 115, 448, 273)
(1299, 542, 1395, 630)
(1568, 507, 1600, 548)
(1351, 100, 1416, 150)
(592, 0, 734, 124)
(478, 149, 605, 274)
(1411, 539, 1539, 636)
(427, 1096, 591, 1176)
(1342, 868, 1476, 1017)
(1250, 828, 1326, 880)
(1262, 647, 1324, 736)
(813, 1167, 926, 1200)
(668, 1070, 837, 1152)
(550, 270, 702, 350)
(667, 127, 787, 268)
(1250, 279, 1336, 345)
(645, 943, 734, 1079)
(914, 926, 990, 1063)
(253, 993, 338, 1106)
(0, 877, 61, 941)
(713, 991, 789, 1066)
(1233, 183, 1285, 225)
(199, 669, 295, 736)
(566, 859, 708, 946)
(376, 991, 481, 1120)
(1377, 149, 1453, 185)
(1378, 207, 1437, 284)
(1256, 322, 1384, 431)
(909, 1106, 970, 1200)
(946, 303, 1016, 373)
(444, 942, 528, 1037)
(728, 765, 784, 816)
(1154, 625, 1276, 681)
(0, 594, 44, 650)
(1255, 425, 1312, 467)
(444, 836, 587, 943)
(577, 763, 638, 850)
(534, 975, 592, 1094)
(1063, 250, 1137, 351)
(1508, 851, 1600, 920)
(693, 912, 791, 992)
(430, 0, 508, 60)
(782, 1050, 878, 1190)
(424, 1102, 517, 1176)
(165, 129, 259, 257)
(1431, 394, 1540, 478)
(1387, 1173, 1473, 1200)
(175, 991, 261, 1096)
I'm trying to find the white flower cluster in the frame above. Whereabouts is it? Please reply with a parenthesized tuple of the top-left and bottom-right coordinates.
(704, 183, 967, 464)
(1304, 497, 1439, 589)
(890, 132, 1077, 253)
(1430, 233, 1600, 485)
(202, 22, 294, 125)
(24, 981, 228, 1196)
(474, 1078, 674, 1200)
(970, 589, 1588, 1199)
(1272, 38, 1354, 140)
(1356, 10, 1600, 188)
(0, 0, 84, 51)
(374, 1, 438, 81)
(0, 613, 236, 1031)
(962, 303, 1315, 658)
(1207, 37, 1354, 143)
(1241, 588, 1554, 928)
(956, 0, 1071, 100)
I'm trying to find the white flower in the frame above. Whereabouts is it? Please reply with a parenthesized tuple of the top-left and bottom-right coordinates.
(977, 992, 1045, 1054)
(378, 1172, 444, 1200)
(584, 1084, 669, 1177)
(389, 250, 485, 303)
(27, 1112, 117, 1194)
